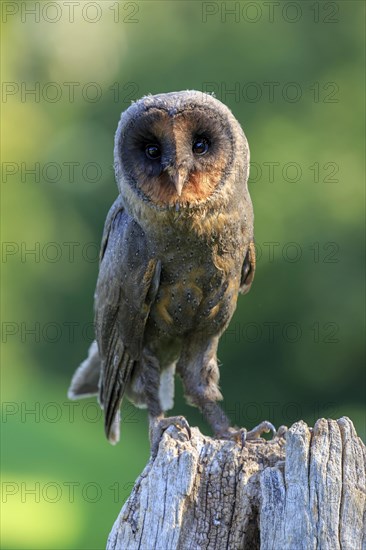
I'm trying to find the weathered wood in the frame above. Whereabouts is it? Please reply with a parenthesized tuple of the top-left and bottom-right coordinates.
(107, 417, 366, 550)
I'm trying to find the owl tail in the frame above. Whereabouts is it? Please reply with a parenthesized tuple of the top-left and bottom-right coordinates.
(68, 341, 101, 399)
(99, 342, 135, 446)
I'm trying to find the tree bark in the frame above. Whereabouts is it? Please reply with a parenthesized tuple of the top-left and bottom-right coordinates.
(107, 417, 366, 550)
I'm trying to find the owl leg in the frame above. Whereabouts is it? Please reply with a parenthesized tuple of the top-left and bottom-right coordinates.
(142, 349, 191, 457)
(177, 335, 233, 436)
(177, 335, 278, 444)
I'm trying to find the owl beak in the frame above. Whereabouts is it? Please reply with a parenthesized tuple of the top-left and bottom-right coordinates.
(171, 167, 188, 196)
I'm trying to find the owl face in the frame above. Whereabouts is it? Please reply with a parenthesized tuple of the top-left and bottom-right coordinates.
(114, 91, 249, 211)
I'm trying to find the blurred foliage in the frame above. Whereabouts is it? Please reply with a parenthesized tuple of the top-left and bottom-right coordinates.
(1, 1, 365, 549)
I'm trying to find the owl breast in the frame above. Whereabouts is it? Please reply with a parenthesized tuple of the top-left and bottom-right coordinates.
(148, 242, 241, 338)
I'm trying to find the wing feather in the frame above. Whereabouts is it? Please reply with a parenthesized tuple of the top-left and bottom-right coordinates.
(95, 196, 160, 443)
(240, 241, 256, 294)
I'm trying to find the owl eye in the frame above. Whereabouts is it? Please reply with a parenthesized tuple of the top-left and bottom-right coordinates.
(145, 144, 161, 160)
(192, 137, 210, 156)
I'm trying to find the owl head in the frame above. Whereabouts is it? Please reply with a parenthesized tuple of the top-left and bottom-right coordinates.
(114, 91, 250, 216)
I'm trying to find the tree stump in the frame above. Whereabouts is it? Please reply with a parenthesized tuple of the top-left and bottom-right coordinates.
(107, 417, 366, 549)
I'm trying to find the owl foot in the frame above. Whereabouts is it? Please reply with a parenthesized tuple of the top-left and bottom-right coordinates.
(149, 415, 191, 458)
(217, 420, 277, 448)
(246, 420, 277, 441)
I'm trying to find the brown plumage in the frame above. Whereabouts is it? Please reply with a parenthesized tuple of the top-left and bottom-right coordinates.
(68, 91, 274, 449)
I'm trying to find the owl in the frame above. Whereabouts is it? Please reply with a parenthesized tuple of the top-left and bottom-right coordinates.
(68, 91, 275, 450)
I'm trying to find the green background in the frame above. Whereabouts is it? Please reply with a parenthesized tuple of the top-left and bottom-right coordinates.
(1, 1, 365, 549)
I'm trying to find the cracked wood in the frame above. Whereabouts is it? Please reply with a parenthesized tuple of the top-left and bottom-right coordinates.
(107, 417, 366, 550)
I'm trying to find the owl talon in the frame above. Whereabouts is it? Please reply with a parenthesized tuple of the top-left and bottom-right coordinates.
(216, 421, 276, 447)
(276, 425, 288, 439)
(246, 420, 277, 441)
(216, 427, 246, 446)
(149, 415, 191, 457)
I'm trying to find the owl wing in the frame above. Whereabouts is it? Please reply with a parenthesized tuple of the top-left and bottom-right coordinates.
(240, 241, 256, 294)
(95, 195, 161, 443)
